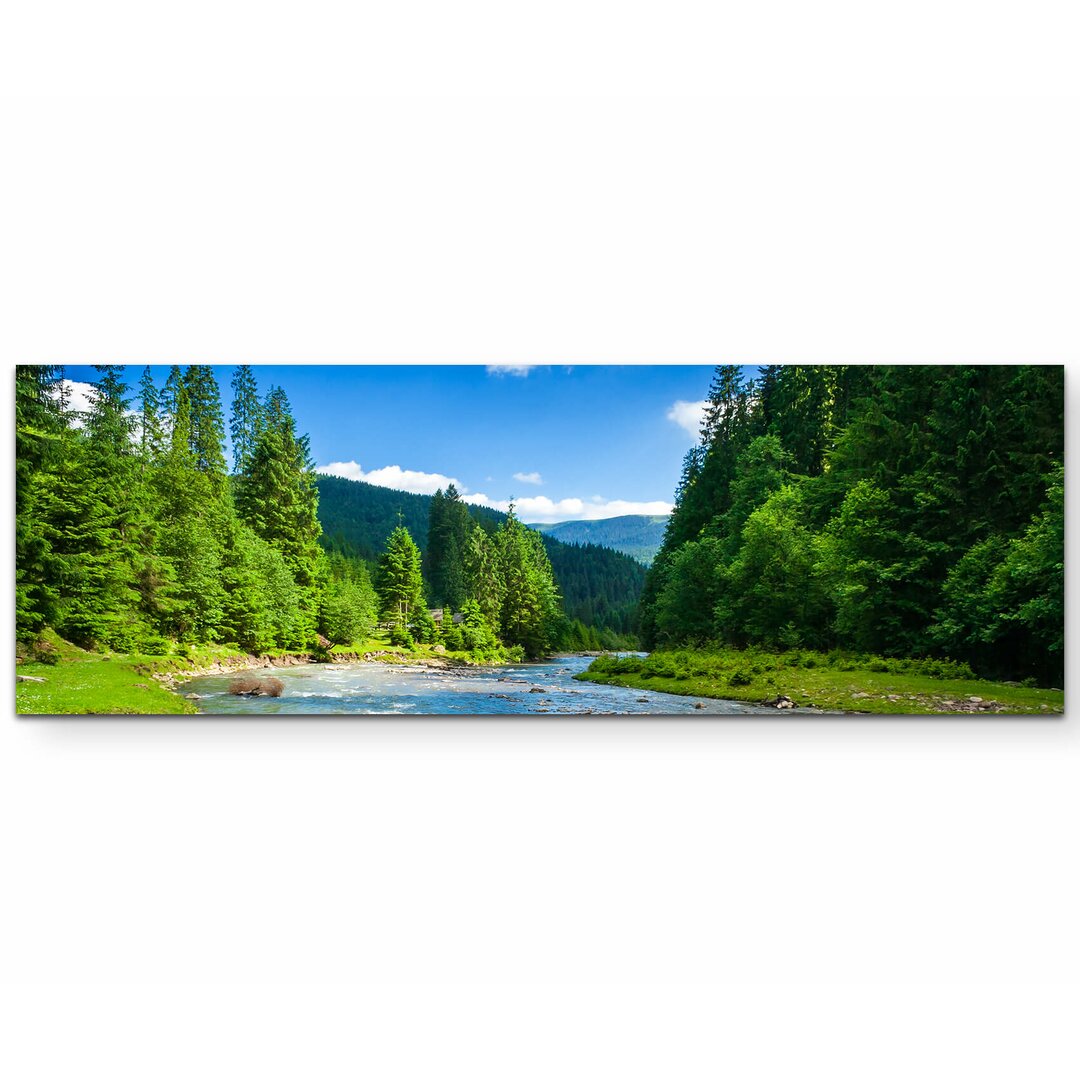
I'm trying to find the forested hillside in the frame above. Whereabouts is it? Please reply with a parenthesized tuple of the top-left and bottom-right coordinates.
(15, 365, 644, 670)
(16, 364, 331, 655)
(12, 366, 549, 660)
(640, 365, 1064, 685)
(316, 475, 645, 640)
(532, 515, 669, 565)
(540, 538, 646, 636)
(317, 474, 502, 560)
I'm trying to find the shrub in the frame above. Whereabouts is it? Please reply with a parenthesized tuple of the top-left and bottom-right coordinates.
(728, 670, 753, 687)
(228, 676, 285, 697)
(136, 634, 171, 656)
(389, 626, 415, 648)
(31, 640, 60, 665)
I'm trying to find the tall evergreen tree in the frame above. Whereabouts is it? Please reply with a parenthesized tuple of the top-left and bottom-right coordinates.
(425, 483, 470, 608)
(376, 524, 426, 629)
(235, 385, 322, 592)
(183, 366, 227, 486)
(229, 364, 263, 474)
(137, 366, 165, 462)
(494, 506, 562, 658)
(15, 366, 65, 638)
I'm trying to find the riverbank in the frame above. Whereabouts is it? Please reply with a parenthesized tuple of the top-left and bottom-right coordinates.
(178, 653, 771, 715)
(15, 631, 476, 715)
(576, 648, 1064, 715)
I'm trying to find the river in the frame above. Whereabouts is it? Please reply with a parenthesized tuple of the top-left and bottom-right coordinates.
(180, 654, 774, 715)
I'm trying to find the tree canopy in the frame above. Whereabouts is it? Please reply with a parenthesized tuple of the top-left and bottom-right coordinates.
(640, 365, 1064, 685)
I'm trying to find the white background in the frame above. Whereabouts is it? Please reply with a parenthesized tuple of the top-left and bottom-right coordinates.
(1, 5, 1078, 1077)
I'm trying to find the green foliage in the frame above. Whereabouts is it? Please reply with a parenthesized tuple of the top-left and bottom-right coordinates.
(317, 474, 645, 641)
(410, 605, 439, 645)
(376, 524, 426, 629)
(158, 515, 226, 642)
(533, 515, 668, 566)
(580, 645, 1059, 714)
(235, 384, 322, 595)
(458, 598, 500, 653)
(640, 364, 1064, 684)
(653, 537, 724, 645)
(493, 508, 562, 658)
(229, 364, 263, 474)
(16, 366, 330, 663)
(462, 522, 505, 630)
(716, 485, 828, 648)
(425, 485, 471, 608)
(318, 559, 377, 647)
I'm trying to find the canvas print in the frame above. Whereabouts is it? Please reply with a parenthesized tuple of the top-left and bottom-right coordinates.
(15, 364, 1064, 716)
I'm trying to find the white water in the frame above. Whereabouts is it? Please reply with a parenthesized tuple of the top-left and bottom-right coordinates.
(181, 654, 775, 715)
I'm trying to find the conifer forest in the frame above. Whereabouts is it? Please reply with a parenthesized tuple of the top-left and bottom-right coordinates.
(14, 363, 1065, 714)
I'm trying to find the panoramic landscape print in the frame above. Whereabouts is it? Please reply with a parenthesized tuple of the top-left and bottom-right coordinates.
(15, 364, 1064, 716)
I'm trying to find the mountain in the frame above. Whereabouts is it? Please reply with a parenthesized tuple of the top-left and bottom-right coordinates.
(531, 515, 669, 565)
(315, 475, 646, 636)
(316, 475, 502, 561)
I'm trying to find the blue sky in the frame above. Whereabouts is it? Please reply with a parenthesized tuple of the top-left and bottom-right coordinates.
(61, 364, 750, 523)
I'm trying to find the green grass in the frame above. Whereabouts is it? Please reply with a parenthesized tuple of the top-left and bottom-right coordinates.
(14, 630, 281, 715)
(15, 629, 492, 715)
(16, 637, 197, 715)
(577, 647, 1064, 715)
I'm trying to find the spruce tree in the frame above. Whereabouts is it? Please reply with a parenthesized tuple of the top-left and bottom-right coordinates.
(137, 366, 165, 462)
(229, 364, 263, 474)
(183, 366, 227, 487)
(494, 506, 562, 658)
(15, 366, 65, 638)
(376, 524, 425, 629)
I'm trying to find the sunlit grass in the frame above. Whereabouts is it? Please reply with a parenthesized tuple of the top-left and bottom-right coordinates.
(578, 647, 1064, 715)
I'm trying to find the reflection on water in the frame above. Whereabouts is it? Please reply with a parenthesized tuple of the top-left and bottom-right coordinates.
(181, 654, 774, 716)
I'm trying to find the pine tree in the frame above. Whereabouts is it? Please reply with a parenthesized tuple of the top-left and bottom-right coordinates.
(15, 365, 65, 638)
(376, 524, 426, 629)
(462, 521, 505, 630)
(137, 366, 165, 462)
(235, 385, 322, 591)
(494, 506, 562, 658)
(229, 364, 263, 474)
(183, 366, 227, 486)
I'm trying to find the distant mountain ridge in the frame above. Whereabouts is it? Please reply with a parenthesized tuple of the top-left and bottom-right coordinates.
(314, 475, 646, 636)
(531, 515, 669, 565)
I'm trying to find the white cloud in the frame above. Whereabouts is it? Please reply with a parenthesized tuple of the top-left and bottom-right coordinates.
(486, 364, 533, 377)
(513, 471, 543, 485)
(666, 399, 708, 439)
(47, 379, 95, 421)
(316, 460, 466, 496)
(48, 379, 143, 437)
(463, 492, 673, 524)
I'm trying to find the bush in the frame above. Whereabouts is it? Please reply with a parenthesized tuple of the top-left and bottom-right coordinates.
(31, 639, 60, 665)
(136, 634, 171, 656)
(228, 676, 285, 697)
(728, 670, 753, 687)
(389, 626, 415, 649)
